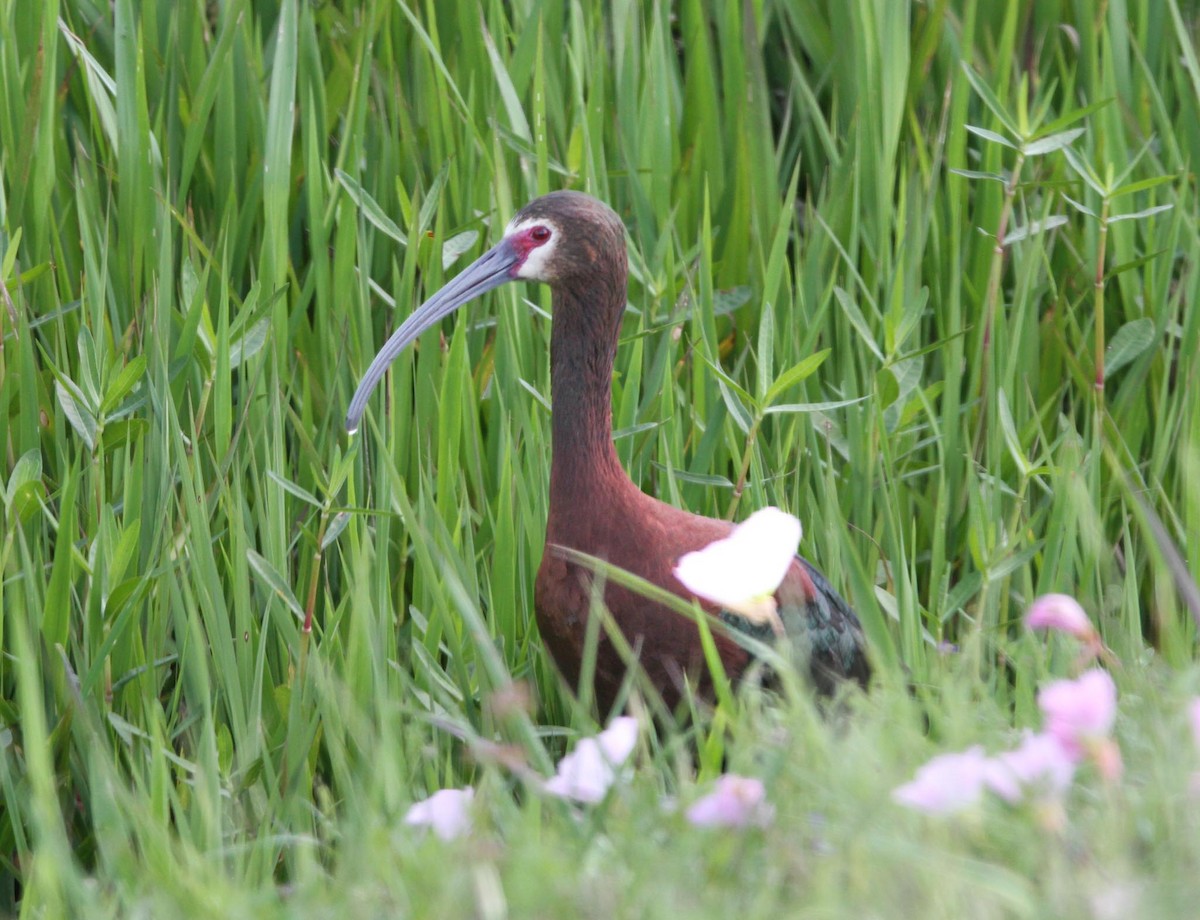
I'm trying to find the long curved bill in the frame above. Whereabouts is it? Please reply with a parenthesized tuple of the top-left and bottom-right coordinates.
(345, 238, 519, 433)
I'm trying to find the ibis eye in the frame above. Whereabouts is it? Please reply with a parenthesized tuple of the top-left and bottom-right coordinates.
(530, 226, 552, 242)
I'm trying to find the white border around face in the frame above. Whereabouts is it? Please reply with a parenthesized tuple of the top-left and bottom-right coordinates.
(506, 216, 562, 281)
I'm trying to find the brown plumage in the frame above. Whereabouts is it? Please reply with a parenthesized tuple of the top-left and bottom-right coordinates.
(347, 191, 870, 713)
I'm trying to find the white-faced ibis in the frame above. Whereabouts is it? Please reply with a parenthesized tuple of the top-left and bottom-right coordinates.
(347, 191, 869, 712)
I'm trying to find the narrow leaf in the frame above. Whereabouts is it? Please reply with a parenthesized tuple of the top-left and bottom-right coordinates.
(1003, 215, 1068, 245)
(337, 169, 407, 245)
(1035, 98, 1112, 137)
(321, 511, 352, 550)
(960, 64, 1021, 136)
(712, 286, 752, 317)
(1062, 194, 1096, 218)
(102, 354, 147, 415)
(1107, 203, 1173, 224)
(949, 168, 1008, 183)
(1109, 174, 1177, 199)
(717, 379, 755, 434)
(247, 550, 306, 622)
(4, 449, 42, 510)
(480, 20, 531, 142)
(230, 318, 270, 368)
(1062, 147, 1106, 197)
(267, 470, 322, 508)
(1023, 127, 1085, 156)
(650, 464, 734, 488)
(56, 380, 97, 451)
(763, 349, 831, 406)
(965, 124, 1016, 149)
(1104, 249, 1167, 282)
(997, 389, 1031, 476)
(1104, 318, 1157, 376)
(764, 395, 869, 415)
(442, 230, 479, 270)
(43, 469, 80, 648)
(833, 287, 884, 362)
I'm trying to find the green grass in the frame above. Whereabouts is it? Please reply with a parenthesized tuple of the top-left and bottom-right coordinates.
(2, 0, 1199, 915)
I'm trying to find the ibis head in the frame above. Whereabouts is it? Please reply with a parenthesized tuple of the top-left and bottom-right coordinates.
(345, 191, 625, 433)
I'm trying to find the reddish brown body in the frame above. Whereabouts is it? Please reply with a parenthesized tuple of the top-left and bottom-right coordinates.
(515, 193, 868, 712)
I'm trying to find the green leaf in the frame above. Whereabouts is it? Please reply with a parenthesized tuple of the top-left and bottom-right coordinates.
(1104, 249, 1167, 282)
(833, 287, 884, 362)
(247, 550, 306, 622)
(1109, 173, 1177, 199)
(107, 517, 142, 589)
(651, 464, 734, 488)
(764, 395, 869, 415)
(1034, 97, 1112, 137)
(997, 389, 1031, 476)
(1062, 147, 1106, 196)
(712, 286, 752, 317)
(613, 421, 664, 441)
(874, 366, 900, 409)
(960, 63, 1020, 135)
(230, 318, 270, 369)
(965, 124, 1016, 149)
(321, 511, 352, 550)
(1062, 194, 1096, 218)
(949, 168, 1008, 183)
(1107, 203, 1173, 224)
(698, 353, 754, 405)
(417, 163, 450, 236)
(890, 286, 929, 356)
(763, 349, 831, 406)
(717, 379, 755, 434)
(1, 226, 22, 280)
(101, 354, 146, 415)
(4, 449, 43, 520)
(267, 470, 322, 509)
(1003, 215, 1067, 244)
(1104, 318, 1157, 376)
(43, 468, 80, 648)
(56, 379, 97, 451)
(442, 230, 479, 270)
(986, 544, 1043, 582)
(75, 324, 101, 410)
(336, 168, 408, 245)
(755, 299, 774, 403)
(1022, 127, 1085, 156)
(481, 22, 531, 143)
(5, 449, 40, 506)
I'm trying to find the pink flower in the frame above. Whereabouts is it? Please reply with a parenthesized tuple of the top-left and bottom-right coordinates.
(544, 716, 638, 803)
(983, 732, 1076, 803)
(892, 746, 990, 814)
(404, 787, 474, 841)
(1025, 594, 1097, 642)
(1091, 737, 1123, 783)
(1190, 698, 1200, 752)
(673, 508, 801, 623)
(1038, 669, 1117, 759)
(686, 774, 775, 828)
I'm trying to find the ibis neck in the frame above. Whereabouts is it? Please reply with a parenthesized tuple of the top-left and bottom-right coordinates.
(547, 283, 631, 504)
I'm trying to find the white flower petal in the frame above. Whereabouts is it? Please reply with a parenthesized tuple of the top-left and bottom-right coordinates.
(673, 507, 802, 610)
(597, 716, 639, 765)
(544, 718, 639, 804)
(404, 787, 474, 840)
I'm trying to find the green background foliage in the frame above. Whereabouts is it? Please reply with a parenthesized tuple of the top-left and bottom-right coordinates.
(1, 0, 1198, 915)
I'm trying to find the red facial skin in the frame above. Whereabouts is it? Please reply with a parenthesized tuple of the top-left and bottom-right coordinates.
(506, 224, 553, 276)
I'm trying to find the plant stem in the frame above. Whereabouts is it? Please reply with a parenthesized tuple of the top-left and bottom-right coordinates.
(974, 150, 1026, 459)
